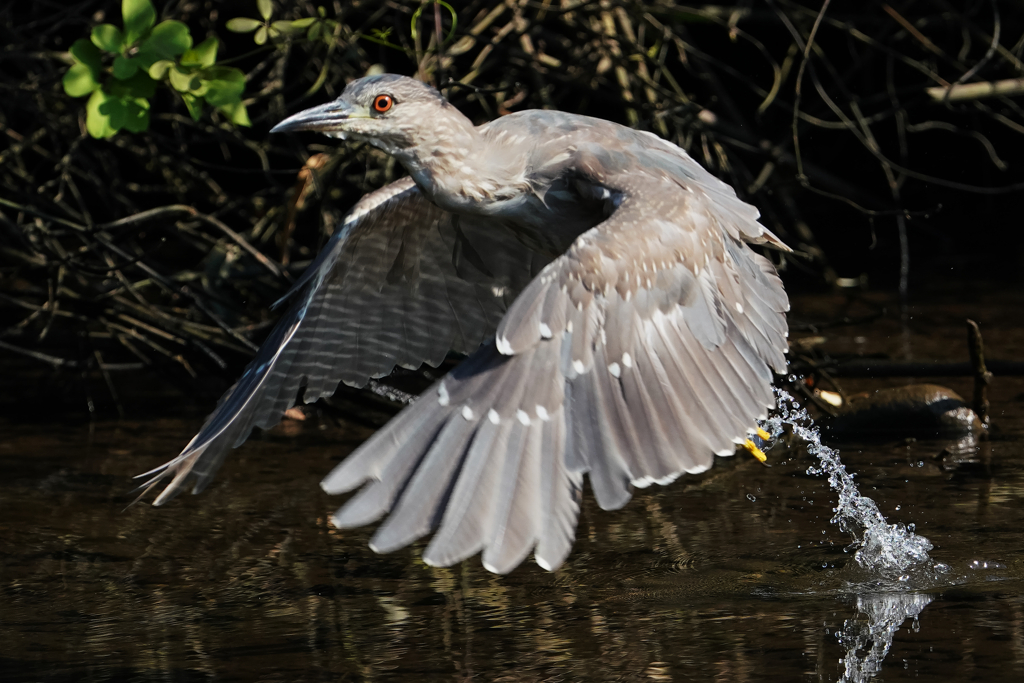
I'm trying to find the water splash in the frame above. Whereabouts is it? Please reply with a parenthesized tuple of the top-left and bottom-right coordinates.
(765, 387, 936, 577)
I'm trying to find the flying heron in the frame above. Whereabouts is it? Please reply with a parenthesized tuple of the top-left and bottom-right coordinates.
(141, 74, 790, 574)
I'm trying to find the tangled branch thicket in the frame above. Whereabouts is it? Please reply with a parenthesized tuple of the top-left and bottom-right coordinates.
(2, 0, 1022, 410)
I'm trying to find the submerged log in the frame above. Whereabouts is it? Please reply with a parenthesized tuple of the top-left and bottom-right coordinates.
(822, 384, 985, 441)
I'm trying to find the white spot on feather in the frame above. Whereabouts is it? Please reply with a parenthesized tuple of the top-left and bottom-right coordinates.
(608, 362, 621, 378)
(496, 336, 513, 355)
(488, 409, 500, 424)
(461, 405, 474, 420)
(735, 302, 744, 314)
(535, 405, 549, 421)
(438, 382, 450, 406)
(516, 409, 531, 425)
(572, 359, 584, 374)
(539, 322, 552, 338)
(622, 352, 633, 369)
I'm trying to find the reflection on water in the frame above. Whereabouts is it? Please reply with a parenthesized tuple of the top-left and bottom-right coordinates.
(3, 293, 1024, 681)
(4, 403, 1023, 682)
(836, 592, 933, 683)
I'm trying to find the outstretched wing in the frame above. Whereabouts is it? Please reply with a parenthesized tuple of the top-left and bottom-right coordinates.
(320, 168, 789, 574)
(142, 177, 543, 504)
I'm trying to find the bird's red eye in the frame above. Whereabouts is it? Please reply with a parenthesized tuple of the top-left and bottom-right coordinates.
(373, 94, 393, 113)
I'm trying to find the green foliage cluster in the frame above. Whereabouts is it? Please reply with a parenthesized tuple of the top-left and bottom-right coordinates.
(226, 0, 338, 46)
(62, 0, 249, 138)
(226, 0, 457, 54)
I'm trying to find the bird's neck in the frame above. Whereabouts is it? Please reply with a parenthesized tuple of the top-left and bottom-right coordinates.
(395, 111, 521, 212)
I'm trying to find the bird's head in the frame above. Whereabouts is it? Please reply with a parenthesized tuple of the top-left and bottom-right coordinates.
(271, 74, 461, 157)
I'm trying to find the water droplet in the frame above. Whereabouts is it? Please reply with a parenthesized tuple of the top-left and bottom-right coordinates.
(746, 493, 756, 502)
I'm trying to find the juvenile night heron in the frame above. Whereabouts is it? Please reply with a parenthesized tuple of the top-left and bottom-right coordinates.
(142, 74, 790, 574)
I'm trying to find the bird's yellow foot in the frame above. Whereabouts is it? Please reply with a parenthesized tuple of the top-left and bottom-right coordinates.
(743, 439, 768, 463)
(743, 427, 773, 463)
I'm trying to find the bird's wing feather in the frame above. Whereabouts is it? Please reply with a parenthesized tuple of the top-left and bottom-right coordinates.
(140, 177, 540, 505)
(320, 171, 789, 573)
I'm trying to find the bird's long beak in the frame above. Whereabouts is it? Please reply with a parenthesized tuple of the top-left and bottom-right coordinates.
(270, 99, 368, 134)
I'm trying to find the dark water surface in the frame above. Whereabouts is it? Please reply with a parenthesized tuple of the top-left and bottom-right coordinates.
(3, 292, 1024, 682)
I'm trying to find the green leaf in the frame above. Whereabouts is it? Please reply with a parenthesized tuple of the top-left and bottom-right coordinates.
(199, 66, 245, 106)
(144, 21, 192, 58)
(131, 48, 161, 71)
(218, 101, 251, 127)
(271, 20, 299, 34)
(120, 70, 158, 98)
(291, 18, 317, 29)
(148, 59, 174, 79)
(122, 97, 151, 132)
(257, 0, 273, 21)
(122, 0, 157, 46)
(226, 17, 262, 33)
(63, 63, 102, 97)
(168, 65, 203, 93)
(112, 55, 139, 79)
(108, 79, 130, 99)
(181, 92, 203, 121)
(181, 36, 218, 68)
(308, 22, 322, 41)
(86, 90, 118, 138)
(91, 24, 123, 53)
(70, 38, 103, 71)
(254, 26, 268, 45)
(98, 95, 128, 131)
